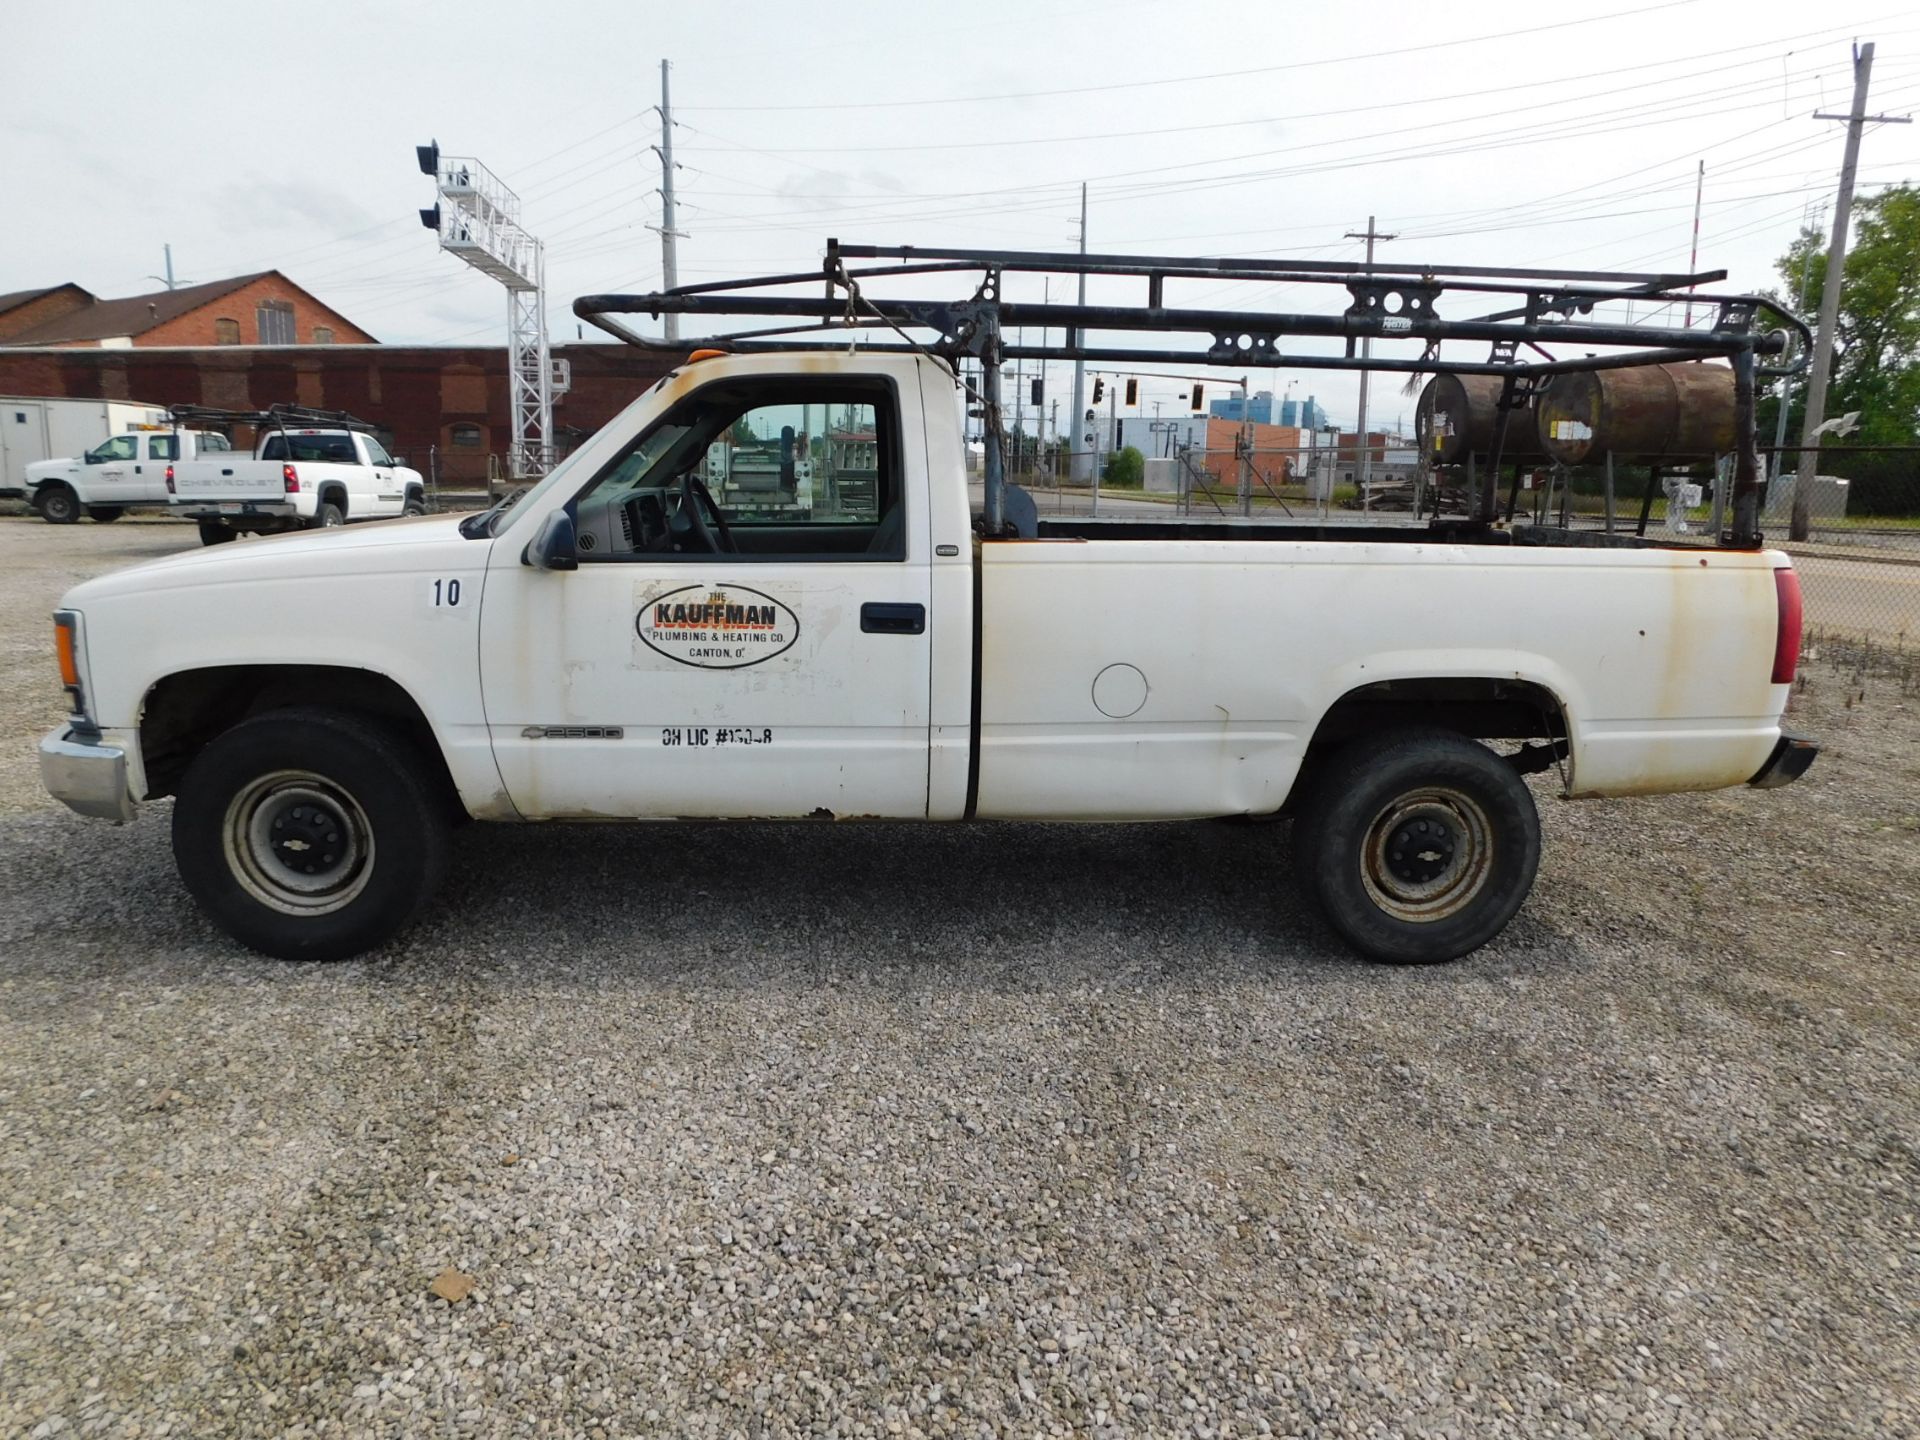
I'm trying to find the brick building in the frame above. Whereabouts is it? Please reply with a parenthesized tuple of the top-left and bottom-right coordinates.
(0, 342, 681, 487)
(0, 272, 374, 349)
(0, 284, 96, 343)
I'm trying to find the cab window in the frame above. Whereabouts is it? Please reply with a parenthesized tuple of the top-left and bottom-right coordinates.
(87, 435, 138, 463)
(148, 435, 179, 462)
(568, 380, 904, 563)
(362, 436, 393, 466)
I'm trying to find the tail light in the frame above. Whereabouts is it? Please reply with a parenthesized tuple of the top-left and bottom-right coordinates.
(283, 463, 300, 494)
(1772, 565, 1803, 684)
(164, 464, 175, 494)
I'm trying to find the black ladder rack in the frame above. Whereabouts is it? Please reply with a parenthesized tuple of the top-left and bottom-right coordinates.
(574, 239, 1811, 548)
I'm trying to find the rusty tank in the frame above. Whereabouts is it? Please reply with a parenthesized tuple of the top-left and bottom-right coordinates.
(1414, 374, 1545, 464)
(1535, 361, 1735, 465)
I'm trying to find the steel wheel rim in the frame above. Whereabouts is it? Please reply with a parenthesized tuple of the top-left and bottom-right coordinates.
(222, 770, 374, 915)
(44, 492, 74, 521)
(1359, 785, 1494, 922)
(322, 511, 343, 527)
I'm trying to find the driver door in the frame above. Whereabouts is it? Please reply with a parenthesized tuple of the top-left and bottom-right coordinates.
(478, 372, 933, 820)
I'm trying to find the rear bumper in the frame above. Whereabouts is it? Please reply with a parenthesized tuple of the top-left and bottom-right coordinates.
(39, 725, 137, 823)
(172, 499, 297, 519)
(1748, 730, 1820, 789)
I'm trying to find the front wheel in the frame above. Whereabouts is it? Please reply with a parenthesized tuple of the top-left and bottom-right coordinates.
(402, 493, 426, 516)
(1291, 729, 1541, 964)
(172, 709, 449, 961)
(36, 485, 78, 524)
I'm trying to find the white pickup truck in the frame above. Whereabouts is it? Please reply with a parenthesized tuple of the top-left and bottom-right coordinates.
(27, 428, 232, 523)
(39, 349, 1815, 966)
(166, 422, 425, 544)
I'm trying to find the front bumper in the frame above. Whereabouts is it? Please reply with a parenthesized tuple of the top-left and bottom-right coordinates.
(1748, 729, 1820, 789)
(39, 725, 137, 822)
(0, 485, 23, 500)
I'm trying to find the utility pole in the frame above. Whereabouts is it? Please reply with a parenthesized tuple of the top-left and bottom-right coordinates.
(147, 244, 189, 293)
(1683, 161, 1704, 329)
(652, 60, 684, 342)
(1345, 216, 1396, 510)
(1070, 182, 1089, 483)
(1792, 41, 1909, 540)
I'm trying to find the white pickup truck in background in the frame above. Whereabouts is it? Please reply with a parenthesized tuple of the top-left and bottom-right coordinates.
(2, 397, 172, 502)
(39, 344, 1815, 967)
(26, 427, 232, 523)
(163, 409, 426, 544)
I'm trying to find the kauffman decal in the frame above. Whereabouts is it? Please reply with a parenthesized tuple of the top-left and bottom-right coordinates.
(635, 583, 800, 670)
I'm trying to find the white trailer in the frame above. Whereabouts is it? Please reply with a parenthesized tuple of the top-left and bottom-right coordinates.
(0, 397, 170, 500)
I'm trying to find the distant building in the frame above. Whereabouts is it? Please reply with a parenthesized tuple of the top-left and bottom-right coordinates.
(0, 271, 375, 349)
(0, 284, 97, 344)
(1280, 394, 1327, 429)
(1207, 388, 1274, 424)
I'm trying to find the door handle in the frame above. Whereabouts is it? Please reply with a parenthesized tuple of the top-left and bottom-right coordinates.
(860, 601, 926, 635)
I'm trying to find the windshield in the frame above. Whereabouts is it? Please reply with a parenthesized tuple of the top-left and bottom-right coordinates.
(485, 374, 681, 538)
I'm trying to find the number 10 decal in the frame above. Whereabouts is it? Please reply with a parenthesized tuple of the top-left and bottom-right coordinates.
(424, 577, 469, 618)
(432, 578, 463, 607)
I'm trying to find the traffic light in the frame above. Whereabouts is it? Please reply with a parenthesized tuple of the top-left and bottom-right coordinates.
(1191, 384, 1205, 412)
(416, 140, 440, 178)
(418, 203, 441, 232)
(1124, 377, 1138, 406)
(1030, 377, 1043, 406)
(1092, 378, 1105, 404)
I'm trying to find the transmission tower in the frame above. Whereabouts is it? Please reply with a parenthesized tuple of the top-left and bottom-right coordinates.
(417, 141, 557, 483)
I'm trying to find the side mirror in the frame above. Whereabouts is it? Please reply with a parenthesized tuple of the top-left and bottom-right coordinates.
(84, 453, 103, 465)
(523, 509, 579, 571)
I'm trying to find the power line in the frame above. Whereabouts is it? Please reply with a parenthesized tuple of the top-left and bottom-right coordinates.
(676, 0, 1710, 112)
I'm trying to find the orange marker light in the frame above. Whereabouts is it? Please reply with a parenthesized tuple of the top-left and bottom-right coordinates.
(54, 619, 80, 688)
(687, 348, 729, 362)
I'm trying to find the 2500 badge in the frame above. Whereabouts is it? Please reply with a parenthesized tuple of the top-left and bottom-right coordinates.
(635, 583, 799, 670)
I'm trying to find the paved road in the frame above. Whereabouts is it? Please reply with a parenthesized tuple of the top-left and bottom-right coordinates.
(1795, 553, 1920, 641)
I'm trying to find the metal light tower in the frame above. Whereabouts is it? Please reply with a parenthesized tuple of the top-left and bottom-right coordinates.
(418, 142, 554, 483)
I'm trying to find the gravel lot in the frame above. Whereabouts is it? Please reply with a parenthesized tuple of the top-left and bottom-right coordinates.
(1, 515, 1915, 1439)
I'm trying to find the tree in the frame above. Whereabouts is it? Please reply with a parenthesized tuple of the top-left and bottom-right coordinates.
(1102, 445, 1145, 488)
(1765, 185, 1920, 447)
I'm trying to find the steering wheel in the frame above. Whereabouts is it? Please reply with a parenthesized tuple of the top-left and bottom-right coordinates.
(674, 472, 737, 553)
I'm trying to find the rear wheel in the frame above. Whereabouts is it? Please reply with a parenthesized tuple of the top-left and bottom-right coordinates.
(36, 485, 78, 524)
(88, 505, 125, 522)
(310, 501, 345, 530)
(172, 708, 448, 961)
(198, 522, 236, 546)
(1292, 728, 1541, 964)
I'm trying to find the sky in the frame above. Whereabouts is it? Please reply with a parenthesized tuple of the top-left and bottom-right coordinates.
(4, 0, 1917, 433)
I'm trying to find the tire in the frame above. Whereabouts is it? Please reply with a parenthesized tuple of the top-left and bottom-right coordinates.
(198, 522, 236, 546)
(310, 501, 345, 530)
(88, 506, 125, 522)
(36, 485, 78, 524)
(1291, 728, 1540, 964)
(171, 708, 449, 962)
(402, 493, 427, 517)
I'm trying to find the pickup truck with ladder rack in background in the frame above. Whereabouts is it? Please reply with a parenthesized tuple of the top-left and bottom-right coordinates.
(162, 404, 427, 544)
(38, 242, 1817, 965)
